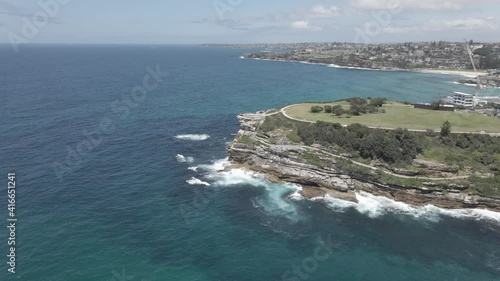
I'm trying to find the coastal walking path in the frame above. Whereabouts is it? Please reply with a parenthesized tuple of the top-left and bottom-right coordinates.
(251, 134, 472, 182)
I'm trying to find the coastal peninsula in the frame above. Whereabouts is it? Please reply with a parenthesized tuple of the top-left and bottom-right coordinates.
(228, 98, 500, 211)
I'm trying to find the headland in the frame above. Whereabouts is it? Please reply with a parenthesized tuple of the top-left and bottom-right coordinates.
(228, 98, 500, 212)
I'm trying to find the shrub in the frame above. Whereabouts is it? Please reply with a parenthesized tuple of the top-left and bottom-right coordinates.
(310, 106, 324, 113)
(370, 97, 387, 107)
(332, 105, 345, 116)
(368, 105, 378, 113)
(425, 129, 436, 137)
(296, 122, 424, 164)
(324, 105, 333, 113)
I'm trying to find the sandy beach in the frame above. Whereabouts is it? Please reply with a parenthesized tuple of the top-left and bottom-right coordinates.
(417, 69, 487, 78)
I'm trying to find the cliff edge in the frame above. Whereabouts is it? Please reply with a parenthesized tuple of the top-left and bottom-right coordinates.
(228, 110, 500, 212)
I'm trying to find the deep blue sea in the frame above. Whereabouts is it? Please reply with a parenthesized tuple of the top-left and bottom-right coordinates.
(1, 45, 500, 281)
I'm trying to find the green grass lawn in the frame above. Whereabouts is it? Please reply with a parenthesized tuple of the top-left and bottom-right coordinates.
(284, 102, 500, 133)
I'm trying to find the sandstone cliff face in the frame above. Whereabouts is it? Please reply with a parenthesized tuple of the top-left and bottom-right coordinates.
(228, 112, 500, 212)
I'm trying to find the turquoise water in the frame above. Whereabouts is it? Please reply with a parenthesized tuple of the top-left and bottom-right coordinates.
(0, 45, 499, 281)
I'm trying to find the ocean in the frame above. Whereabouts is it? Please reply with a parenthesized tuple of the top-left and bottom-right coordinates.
(0, 44, 499, 281)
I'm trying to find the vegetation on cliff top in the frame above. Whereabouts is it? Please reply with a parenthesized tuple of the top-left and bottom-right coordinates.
(257, 111, 500, 197)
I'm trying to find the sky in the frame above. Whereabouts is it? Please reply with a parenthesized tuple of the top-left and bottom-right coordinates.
(0, 0, 499, 45)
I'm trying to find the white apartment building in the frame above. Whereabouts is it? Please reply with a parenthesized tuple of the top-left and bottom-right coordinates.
(452, 92, 475, 107)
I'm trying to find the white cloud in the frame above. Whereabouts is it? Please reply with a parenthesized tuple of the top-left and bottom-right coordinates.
(351, 0, 494, 11)
(272, 4, 342, 21)
(309, 5, 341, 18)
(290, 21, 322, 31)
(426, 18, 498, 31)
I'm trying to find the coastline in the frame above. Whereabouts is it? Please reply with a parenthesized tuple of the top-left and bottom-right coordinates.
(242, 56, 409, 73)
(228, 110, 500, 215)
(241, 56, 485, 78)
(417, 69, 487, 78)
(229, 163, 500, 222)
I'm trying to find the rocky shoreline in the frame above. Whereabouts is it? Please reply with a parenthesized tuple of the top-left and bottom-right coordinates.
(228, 111, 500, 212)
(457, 78, 500, 88)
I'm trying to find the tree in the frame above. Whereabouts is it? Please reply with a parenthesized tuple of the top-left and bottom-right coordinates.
(441, 120, 452, 136)
(367, 105, 378, 113)
(350, 104, 363, 116)
(473, 47, 489, 57)
(348, 98, 368, 116)
(332, 105, 345, 116)
(310, 106, 324, 113)
(370, 97, 387, 108)
(324, 105, 333, 113)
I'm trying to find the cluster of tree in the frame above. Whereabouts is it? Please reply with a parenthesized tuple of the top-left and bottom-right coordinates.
(439, 132, 500, 172)
(323, 105, 346, 116)
(310, 106, 324, 113)
(473, 47, 500, 69)
(346, 97, 387, 116)
(297, 121, 424, 164)
(310, 104, 349, 115)
(311, 98, 388, 116)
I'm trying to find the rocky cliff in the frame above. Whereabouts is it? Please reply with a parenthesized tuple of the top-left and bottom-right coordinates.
(228, 111, 500, 212)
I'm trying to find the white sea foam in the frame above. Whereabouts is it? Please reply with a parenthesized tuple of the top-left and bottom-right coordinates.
(327, 64, 382, 71)
(320, 195, 357, 213)
(186, 177, 210, 186)
(452, 81, 477, 87)
(191, 159, 500, 224)
(187, 166, 198, 172)
(199, 159, 302, 220)
(175, 134, 210, 141)
(195, 158, 231, 173)
(288, 185, 304, 201)
(176, 154, 194, 163)
(318, 191, 500, 223)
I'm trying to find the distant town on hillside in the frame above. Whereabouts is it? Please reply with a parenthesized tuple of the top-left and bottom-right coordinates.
(205, 41, 500, 69)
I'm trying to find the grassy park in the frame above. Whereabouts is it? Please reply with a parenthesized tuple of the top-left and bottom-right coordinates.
(284, 101, 500, 134)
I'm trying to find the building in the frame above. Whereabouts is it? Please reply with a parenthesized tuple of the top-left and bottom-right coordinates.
(451, 92, 475, 107)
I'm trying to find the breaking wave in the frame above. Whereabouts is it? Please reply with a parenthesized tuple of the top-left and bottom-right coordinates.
(186, 159, 500, 224)
(317, 191, 500, 223)
(186, 177, 210, 186)
(195, 158, 231, 173)
(175, 134, 210, 141)
(451, 81, 476, 87)
(192, 158, 303, 221)
(328, 64, 380, 71)
(176, 154, 194, 163)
